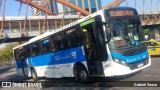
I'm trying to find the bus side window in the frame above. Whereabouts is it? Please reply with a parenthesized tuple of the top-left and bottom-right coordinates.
(65, 28, 74, 48)
(31, 42, 40, 56)
(51, 36, 58, 51)
(25, 45, 31, 58)
(57, 33, 65, 50)
(42, 38, 50, 53)
(65, 26, 82, 48)
(75, 26, 83, 46)
(14, 49, 20, 60)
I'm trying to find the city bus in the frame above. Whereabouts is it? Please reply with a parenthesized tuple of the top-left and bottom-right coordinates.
(13, 7, 151, 81)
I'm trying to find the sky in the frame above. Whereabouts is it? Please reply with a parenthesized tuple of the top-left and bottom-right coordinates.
(1, 0, 159, 17)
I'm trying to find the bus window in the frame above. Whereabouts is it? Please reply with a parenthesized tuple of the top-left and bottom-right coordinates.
(19, 47, 26, 59)
(75, 28, 83, 46)
(42, 38, 50, 53)
(31, 42, 40, 56)
(65, 28, 76, 48)
(57, 33, 64, 49)
(51, 36, 58, 51)
(65, 26, 82, 48)
(25, 45, 31, 58)
(14, 49, 20, 60)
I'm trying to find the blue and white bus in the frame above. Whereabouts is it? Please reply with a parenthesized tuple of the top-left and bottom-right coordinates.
(13, 7, 151, 81)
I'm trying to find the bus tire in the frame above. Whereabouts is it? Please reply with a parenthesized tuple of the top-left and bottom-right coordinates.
(31, 68, 39, 81)
(74, 65, 89, 81)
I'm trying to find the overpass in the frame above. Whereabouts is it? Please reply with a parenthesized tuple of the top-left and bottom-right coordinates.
(140, 12, 160, 26)
(0, 0, 160, 43)
(0, 15, 80, 43)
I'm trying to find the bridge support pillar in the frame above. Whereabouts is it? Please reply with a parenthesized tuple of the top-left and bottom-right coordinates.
(0, 30, 4, 37)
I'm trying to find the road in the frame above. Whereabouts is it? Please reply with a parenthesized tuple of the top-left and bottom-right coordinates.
(0, 57, 160, 90)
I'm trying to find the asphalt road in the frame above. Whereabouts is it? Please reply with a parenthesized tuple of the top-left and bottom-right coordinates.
(0, 57, 160, 90)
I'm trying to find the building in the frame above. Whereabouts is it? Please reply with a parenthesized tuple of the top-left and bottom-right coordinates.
(29, 0, 102, 30)
(31, 0, 42, 16)
(40, 0, 102, 15)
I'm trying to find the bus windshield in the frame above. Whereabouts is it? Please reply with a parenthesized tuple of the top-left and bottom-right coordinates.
(108, 16, 144, 49)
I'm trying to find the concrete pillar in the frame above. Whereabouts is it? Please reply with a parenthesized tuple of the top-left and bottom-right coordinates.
(38, 20, 41, 32)
(9, 22, 12, 32)
(47, 20, 49, 30)
(29, 20, 32, 31)
(55, 20, 57, 29)
(19, 21, 22, 31)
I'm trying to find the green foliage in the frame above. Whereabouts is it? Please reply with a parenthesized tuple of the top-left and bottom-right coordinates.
(143, 29, 150, 35)
(0, 43, 19, 65)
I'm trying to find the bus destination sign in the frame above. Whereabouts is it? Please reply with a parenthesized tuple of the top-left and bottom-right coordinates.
(109, 10, 134, 17)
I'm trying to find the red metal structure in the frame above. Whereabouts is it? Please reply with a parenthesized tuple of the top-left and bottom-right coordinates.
(16, 0, 91, 16)
(0, 0, 125, 37)
(16, 0, 124, 16)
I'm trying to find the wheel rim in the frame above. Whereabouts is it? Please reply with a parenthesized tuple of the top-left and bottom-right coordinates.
(79, 70, 87, 80)
(32, 71, 36, 79)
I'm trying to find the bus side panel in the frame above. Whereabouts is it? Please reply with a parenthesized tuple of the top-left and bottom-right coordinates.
(27, 46, 87, 78)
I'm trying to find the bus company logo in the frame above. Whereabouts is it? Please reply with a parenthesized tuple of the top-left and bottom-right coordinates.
(2, 82, 42, 88)
(54, 56, 61, 61)
(71, 52, 76, 59)
(2, 82, 11, 87)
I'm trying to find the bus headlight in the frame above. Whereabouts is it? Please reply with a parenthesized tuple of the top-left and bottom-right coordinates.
(121, 61, 126, 65)
(114, 59, 120, 63)
(113, 59, 127, 66)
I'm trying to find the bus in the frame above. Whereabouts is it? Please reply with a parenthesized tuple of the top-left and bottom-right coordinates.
(13, 7, 151, 81)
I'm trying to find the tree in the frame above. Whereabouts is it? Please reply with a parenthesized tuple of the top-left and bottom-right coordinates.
(0, 43, 19, 65)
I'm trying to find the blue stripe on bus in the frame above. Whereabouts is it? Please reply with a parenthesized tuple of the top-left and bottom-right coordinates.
(110, 50, 148, 64)
(25, 46, 86, 67)
(16, 60, 28, 68)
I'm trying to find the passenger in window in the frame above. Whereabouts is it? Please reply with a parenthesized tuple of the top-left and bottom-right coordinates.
(68, 38, 72, 47)
(16, 52, 20, 60)
(32, 49, 37, 56)
(52, 41, 58, 51)
(60, 40, 65, 49)
(43, 46, 47, 53)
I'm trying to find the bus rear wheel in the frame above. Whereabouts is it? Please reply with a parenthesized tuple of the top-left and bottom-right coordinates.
(31, 68, 39, 81)
(74, 66, 89, 81)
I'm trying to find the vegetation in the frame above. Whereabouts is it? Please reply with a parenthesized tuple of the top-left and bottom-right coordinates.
(0, 43, 19, 65)
(143, 29, 150, 35)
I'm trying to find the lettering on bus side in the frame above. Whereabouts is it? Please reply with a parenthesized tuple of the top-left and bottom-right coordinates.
(53, 51, 77, 61)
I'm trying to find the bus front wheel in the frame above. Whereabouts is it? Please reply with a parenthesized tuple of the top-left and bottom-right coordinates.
(74, 65, 89, 81)
(31, 68, 38, 81)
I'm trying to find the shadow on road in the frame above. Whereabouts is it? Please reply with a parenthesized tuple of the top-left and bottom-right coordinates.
(0, 65, 14, 74)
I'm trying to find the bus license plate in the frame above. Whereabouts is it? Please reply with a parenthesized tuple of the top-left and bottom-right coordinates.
(138, 63, 144, 68)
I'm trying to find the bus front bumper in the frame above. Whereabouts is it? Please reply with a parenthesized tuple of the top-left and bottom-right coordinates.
(103, 56, 151, 77)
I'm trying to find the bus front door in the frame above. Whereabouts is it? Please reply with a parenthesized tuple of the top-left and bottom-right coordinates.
(81, 22, 104, 76)
(19, 48, 28, 77)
